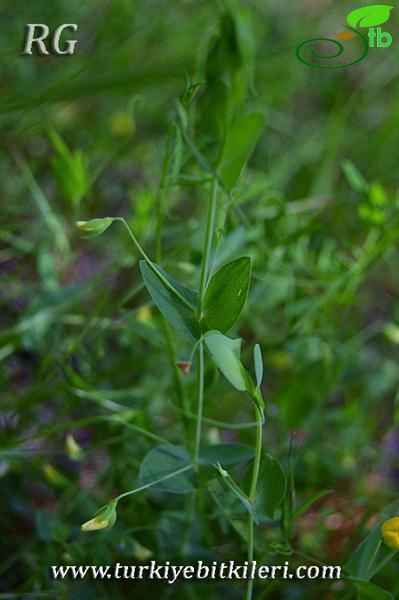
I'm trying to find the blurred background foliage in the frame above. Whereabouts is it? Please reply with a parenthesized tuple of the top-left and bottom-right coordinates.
(1, 0, 399, 598)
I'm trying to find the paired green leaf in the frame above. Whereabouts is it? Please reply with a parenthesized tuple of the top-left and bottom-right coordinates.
(76, 217, 115, 238)
(219, 111, 265, 190)
(204, 331, 251, 393)
(253, 454, 286, 519)
(140, 262, 199, 342)
(199, 443, 253, 467)
(347, 5, 393, 28)
(139, 445, 194, 494)
(203, 256, 251, 333)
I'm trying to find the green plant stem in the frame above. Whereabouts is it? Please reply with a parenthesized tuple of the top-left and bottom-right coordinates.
(153, 147, 190, 447)
(160, 317, 190, 447)
(192, 178, 218, 467)
(246, 405, 264, 600)
(181, 180, 219, 554)
(114, 464, 194, 502)
(283, 434, 296, 539)
(170, 404, 260, 430)
(155, 128, 173, 263)
(193, 340, 204, 468)
(197, 178, 218, 316)
(155, 187, 164, 263)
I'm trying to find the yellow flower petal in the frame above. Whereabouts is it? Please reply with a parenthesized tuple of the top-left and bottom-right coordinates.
(81, 517, 109, 532)
(136, 306, 152, 324)
(66, 434, 83, 461)
(381, 517, 399, 549)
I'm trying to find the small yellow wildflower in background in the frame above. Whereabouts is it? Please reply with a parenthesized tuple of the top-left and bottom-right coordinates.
(110, 111, 135, 137)
(136, 305, 152, 324)
(65, 434, 84, 461)
(43, 463, 69, 487)
(133, 543, 153, 561)
(381, 517, 399, 550)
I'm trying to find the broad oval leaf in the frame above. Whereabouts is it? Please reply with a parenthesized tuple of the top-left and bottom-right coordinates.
(139, 444, 194, 494)
(140, 261, 199, 342)
(219, 111, 266, 190)
(203, 256, 251, 333)
(199, 444, 254, 467)
(253, 453, 286, 518)
(204, 330, 252, 393)
(347, 5, 393, 28)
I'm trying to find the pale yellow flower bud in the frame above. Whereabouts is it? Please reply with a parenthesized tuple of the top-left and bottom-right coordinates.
(76, 218, 114, 238)
(81, 501, 117, 532)
(65, 434, 83, 461)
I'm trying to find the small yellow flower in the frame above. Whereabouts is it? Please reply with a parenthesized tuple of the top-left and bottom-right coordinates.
(81, 516, 109, 531)
(65, 434, 84, 461)
(43, 463, 69, 487)
(110, 112, 135, 137)
(133, 543, 153, 561)
(81, 501, 117, 532)
(136, 306, 152, 324)
(381, 517, 399, 549)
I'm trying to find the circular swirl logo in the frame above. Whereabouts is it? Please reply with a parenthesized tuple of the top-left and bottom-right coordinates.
(296, 26, 369, 69)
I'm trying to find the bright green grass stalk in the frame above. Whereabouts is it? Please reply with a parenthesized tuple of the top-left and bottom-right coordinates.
(194, 177, 218, 467)
(197, 178, 219, 317)
(246, 404, 263, 600)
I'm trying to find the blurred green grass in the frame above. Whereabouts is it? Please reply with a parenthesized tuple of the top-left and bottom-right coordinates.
(1, 0, 399, 598)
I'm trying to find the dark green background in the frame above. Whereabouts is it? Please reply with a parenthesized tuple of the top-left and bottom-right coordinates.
(1, 1, 399, 598)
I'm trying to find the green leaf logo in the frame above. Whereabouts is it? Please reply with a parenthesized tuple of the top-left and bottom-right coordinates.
(347, 5, 394, 28)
